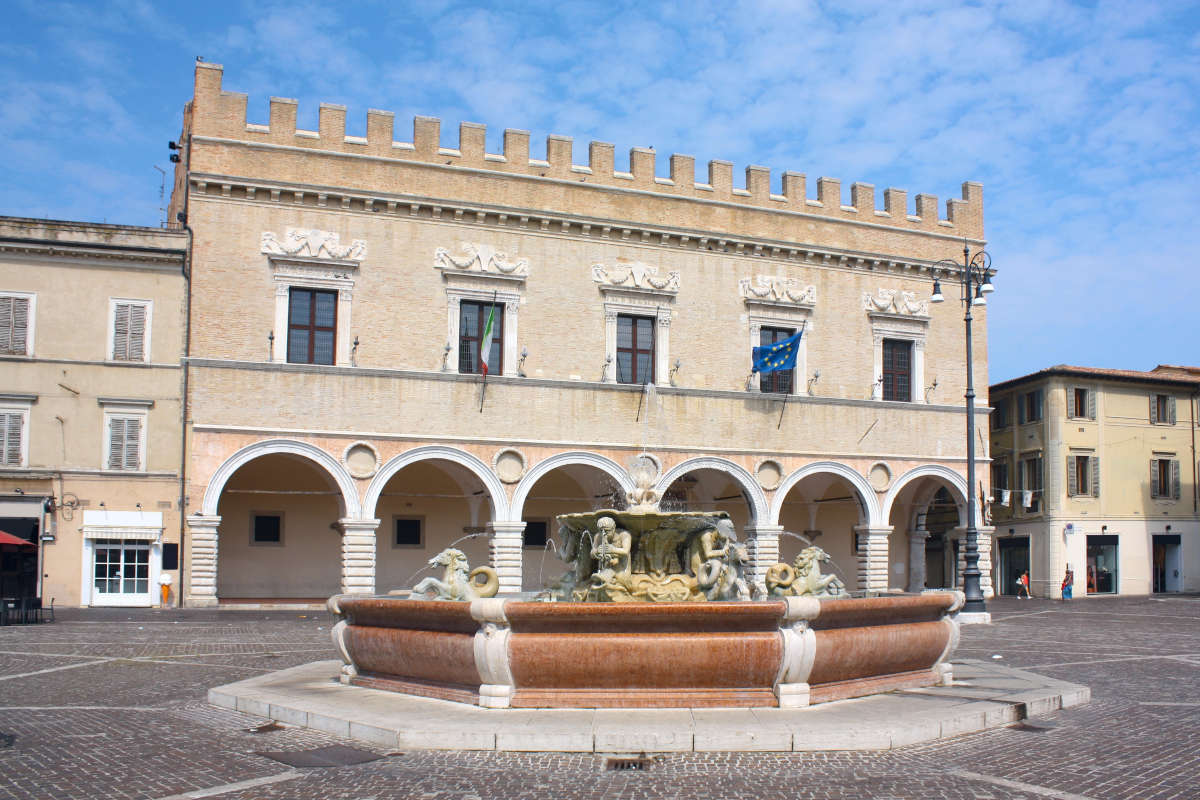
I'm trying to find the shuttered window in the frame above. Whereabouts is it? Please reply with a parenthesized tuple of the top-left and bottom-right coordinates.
(1067, 454, 1100, 497)
(111, 302, 148, 361)
(1150, 394, 1176, 425)
(1151, 458, 1181, 500)
(0, 296, 30, 355)
(1068, 387, 1096, 420)
(107, 417, 142, 471)
(0, 411, 22, 466)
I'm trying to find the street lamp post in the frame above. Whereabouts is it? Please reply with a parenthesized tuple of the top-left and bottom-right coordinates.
(930, 244, 994, 616)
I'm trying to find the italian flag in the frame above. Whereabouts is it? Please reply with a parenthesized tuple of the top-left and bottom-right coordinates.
(479, 303, 497, 376)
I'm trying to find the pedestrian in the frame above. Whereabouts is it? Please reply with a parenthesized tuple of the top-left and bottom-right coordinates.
(1061, 565, 1074, 601)
(1016, 570, 1031, 599)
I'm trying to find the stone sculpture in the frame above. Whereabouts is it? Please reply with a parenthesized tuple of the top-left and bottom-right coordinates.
(410, 548, 499, 601)
(697, 539, 752, 601)
(765, 546, 848, 597)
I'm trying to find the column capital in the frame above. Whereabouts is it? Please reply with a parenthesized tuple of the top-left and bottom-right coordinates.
(853, 525, 894, 536)
(186, 514, 222, 530)
(487, 521, 527, 536)
(744, 525, 784, 537)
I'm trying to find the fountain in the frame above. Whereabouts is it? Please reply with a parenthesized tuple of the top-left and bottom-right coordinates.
(328, 462, 962, 709)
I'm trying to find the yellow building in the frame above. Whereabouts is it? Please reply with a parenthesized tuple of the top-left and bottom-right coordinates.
(164, 62, 996, 609)
(989, 366, 1200, 597)
(0, 217, 187, 607)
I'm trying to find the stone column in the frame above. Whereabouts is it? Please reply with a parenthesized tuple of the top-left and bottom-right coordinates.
(185, 514, 221, 608)
(487, 521, 526, 595)
(977, 526, 995, 598)
(338, 518, 380, 596)
(744, 525, 783, 595)
(854, 525, 892, 593)
(907, 527, 930, 592)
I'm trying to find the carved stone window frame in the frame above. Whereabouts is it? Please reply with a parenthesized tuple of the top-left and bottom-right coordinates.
(743, 285, 815, 395)
(599, 287, 674, 386)
(867, 311, 929, 402)
(269, 256, 358, 366)
(438, 263, 525, 379)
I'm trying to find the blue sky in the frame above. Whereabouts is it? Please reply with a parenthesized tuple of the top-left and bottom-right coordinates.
(1, 0, 1197, 382)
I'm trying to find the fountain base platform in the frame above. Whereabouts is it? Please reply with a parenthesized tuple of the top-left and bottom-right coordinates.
(329, 592, 964, 710)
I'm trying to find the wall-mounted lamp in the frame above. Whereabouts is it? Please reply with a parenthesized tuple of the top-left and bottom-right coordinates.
(518, 347, 529, 377)
(351, 336, 360, 367)
(925, 378, 939, 402)
(267, 330, 274, 361)
(1166, 524, 1172, 532)
(669, 359, 682, 386)
(601, 354, 613, 382)
(1102, 524, 1108, 532)
(441, 342, 452, 371)
(13, 488, 23, 495)
(807, 369, 821, 395)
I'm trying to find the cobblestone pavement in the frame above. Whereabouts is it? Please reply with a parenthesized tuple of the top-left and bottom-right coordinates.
(1, 595, 1198, 799)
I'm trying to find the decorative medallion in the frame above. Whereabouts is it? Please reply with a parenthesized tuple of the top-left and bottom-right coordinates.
(868, 462, 892, 492)
(343, 441, 380, 479)
(493, 448, 527, 484)
(755, 459, 783, 491)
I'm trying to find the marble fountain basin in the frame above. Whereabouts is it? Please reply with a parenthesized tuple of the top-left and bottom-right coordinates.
(328, 592, 963, 709)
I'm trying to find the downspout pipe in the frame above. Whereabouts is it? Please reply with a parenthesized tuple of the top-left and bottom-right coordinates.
(176, 132, 193, 607)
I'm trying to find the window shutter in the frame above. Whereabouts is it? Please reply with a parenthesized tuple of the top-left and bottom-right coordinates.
(1168, 396, 1177, 424)
(1150, 395, 1158, 424)
(108, 419, 126, 469)
(1, 412, 20, 465)
(113, 303, 130, 360)
(1066, 456, 1078, 496)
(0, 296, 29, 355)
(1090, 456, 1100, 497)
(1171, 459, 1181, 500)
(1087, 389, 1096, 420)
(1067, 388, 1076, 418)
(128, 304, 146, 361)
(123, 417, 141, 470)
(1150, 459, 1160, 498)
(1019, 398, 1027, 424)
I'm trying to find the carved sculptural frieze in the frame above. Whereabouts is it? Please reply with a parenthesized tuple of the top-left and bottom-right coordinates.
(434, 242, 529, 276)
(862, 288, 928, 316)
(261, 228, 367, 261)
(739, 276, 816, 305)
(592, 261, 680, 293)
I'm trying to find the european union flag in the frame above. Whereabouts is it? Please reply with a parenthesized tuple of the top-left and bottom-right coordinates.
(752, 330, 802, 374)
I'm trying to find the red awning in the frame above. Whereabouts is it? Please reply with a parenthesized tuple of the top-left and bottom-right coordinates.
(0, 531, 35, 548)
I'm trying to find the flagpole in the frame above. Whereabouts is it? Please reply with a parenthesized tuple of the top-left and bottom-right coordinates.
(775, 321, 805, 430)
(479, 289, 498, 413)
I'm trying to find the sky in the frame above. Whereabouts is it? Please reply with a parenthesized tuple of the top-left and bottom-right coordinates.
(1, 0, 1197, 382)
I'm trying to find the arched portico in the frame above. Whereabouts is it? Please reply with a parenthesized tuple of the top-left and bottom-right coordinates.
(510, 452, 633, 522)
(655, 457, 769, 526)
(187, 439, 362, 607)
(364, 445, 509, 522)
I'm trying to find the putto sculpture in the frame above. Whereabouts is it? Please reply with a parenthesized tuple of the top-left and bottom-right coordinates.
(410, 548, 499, 601)
(765, 546, 848, 597)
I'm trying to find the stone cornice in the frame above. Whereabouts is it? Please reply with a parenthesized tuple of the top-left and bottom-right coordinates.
(0, 238, 185, 270)
(188, 171, 977, 281)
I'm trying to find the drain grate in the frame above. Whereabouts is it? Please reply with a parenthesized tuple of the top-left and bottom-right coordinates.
(0, 733, 14, 749)
(605, 756, 652, 772)
(245, 721, 283, 734)
(256, 745, 383, 768)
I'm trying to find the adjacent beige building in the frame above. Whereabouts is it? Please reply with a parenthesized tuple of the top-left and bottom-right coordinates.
(169, 62, 995, 607)
(989, 365, 1200, 597)
(0, 217, 187, 607)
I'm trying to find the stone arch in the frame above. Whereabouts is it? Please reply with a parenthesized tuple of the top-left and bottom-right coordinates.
(655, 457, 769, 526)
(882, 464, 973, 528)
(769, 461, 881, 528)
(201, 438, 360, 518)
(364, 445, 509, 522)
(510, 451, 635, 522)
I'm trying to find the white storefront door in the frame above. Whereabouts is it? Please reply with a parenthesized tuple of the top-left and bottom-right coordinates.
(91, 539, 153, 606)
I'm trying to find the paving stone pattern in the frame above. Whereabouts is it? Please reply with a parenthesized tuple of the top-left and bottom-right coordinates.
(1, 596, 1198, 800)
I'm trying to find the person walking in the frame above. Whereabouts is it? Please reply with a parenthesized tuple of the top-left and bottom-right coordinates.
(1016, 570, 1031, 599)
(1061, 565, 1074, 601)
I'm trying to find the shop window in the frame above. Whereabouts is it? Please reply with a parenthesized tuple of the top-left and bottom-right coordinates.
(758, 327, 795, 394)
(616, 315, 655, 385)
(1086, 535, 1119, 594)
(1151, 458, 1181, 500)
(394, 517, 423, 547)
(1068, 386, 1095, 420)
(287, 288, 337, 365)
(458, 301, 503, 375)
(251, 513, 283, 545)
(1150, 394, 1176, 425)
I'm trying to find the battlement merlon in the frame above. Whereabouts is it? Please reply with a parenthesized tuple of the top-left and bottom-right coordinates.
(187, 62, 983, 238)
